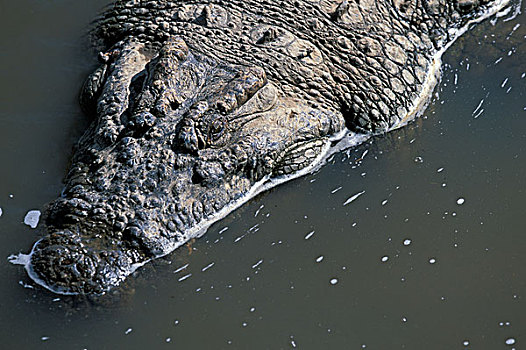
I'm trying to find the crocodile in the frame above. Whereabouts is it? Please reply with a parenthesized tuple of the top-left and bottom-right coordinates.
(13, 0, 511, 294)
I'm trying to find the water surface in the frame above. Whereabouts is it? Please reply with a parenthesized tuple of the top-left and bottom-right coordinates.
(0, 1, 525, 349)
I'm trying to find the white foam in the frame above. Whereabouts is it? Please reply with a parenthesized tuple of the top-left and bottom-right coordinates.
(7, 253, 31, 266)
(343, 191, 365, 206)
(304, 230, 315, 240)
(201, 262, 215, 272)
(472, 99, 485, 116)
(331, 186, 342, 194)
(251, 259, 263, 269)
(254, 204, 264, 217)
(178, 273, 192, 282)
(173, 263, 189, 274)
(23, 210, 41, 229)
(19, 280, 35, 289)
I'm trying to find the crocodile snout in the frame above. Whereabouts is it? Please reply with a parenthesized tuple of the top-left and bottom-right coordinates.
(28, 230, 141, 295)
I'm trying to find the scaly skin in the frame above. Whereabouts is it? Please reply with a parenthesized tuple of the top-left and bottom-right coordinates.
(21, 0, 508, 294)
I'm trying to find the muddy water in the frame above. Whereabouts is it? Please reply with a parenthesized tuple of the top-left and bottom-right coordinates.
(1, 1, 525, 349)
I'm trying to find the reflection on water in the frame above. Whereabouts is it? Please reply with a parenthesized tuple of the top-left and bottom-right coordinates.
(1, 1, 525, 349)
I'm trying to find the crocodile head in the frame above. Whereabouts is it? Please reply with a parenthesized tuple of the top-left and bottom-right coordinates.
(26, 36, 345, 294)
(21, 0, 508, 294)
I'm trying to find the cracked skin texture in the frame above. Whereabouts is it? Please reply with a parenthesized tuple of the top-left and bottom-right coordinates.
(24, 0, 506, 294)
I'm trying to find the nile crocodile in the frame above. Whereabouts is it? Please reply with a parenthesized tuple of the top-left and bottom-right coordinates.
(13, 0, 511, 294)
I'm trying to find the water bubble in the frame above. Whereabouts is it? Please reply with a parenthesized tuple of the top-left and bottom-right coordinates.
(381, 256, 389, 262)
(429, 258, 437, 264)
(463, 340, 470, 346)
(166, 338, 171, 343)
(457, 198, 465, 205)
(403, 239, 412, 246)
(330, 278, 339, 285)
(505, 338, 516, 345)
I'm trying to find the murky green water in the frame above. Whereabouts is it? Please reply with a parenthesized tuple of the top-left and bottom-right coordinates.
(1, 1, 525, 349)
